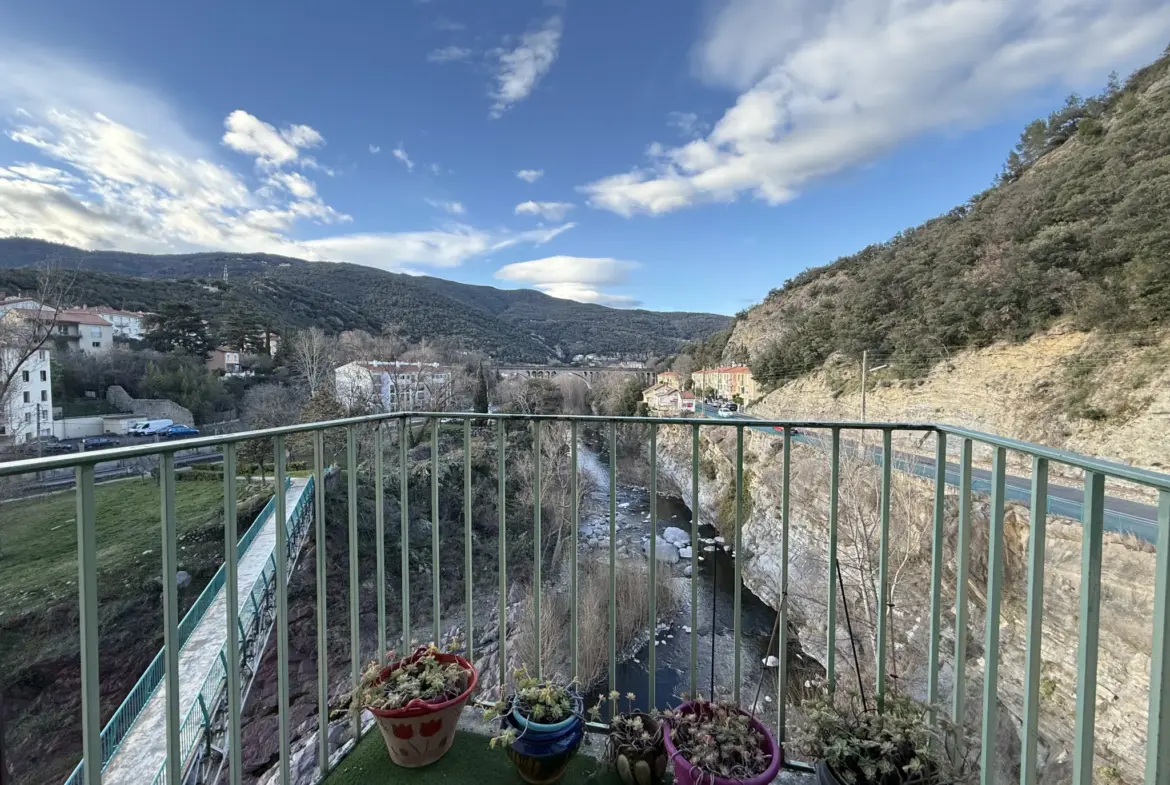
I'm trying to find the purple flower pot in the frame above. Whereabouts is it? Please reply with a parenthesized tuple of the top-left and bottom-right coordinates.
(662, 702, 783, 785)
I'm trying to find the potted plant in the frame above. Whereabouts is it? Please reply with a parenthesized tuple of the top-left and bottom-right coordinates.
(662, 697, 782, 785)
(344, 644, 478, 768)
(591, 691, 668, 785)
(796, 691, 972, 785)
(485, 669, 585, 784)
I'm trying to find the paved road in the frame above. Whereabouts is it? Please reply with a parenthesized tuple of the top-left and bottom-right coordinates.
(700, 404, 1159, 541)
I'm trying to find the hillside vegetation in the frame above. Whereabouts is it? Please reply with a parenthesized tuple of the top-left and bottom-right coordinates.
(0, 240, 729, 361)
(735, 47, 1170, 387)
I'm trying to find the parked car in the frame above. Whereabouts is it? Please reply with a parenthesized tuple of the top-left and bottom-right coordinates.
(128, 418, 174, 436)
(81, 436, 118, 450)
(160, 424, 200, 439)
(717, 408, 734, 418)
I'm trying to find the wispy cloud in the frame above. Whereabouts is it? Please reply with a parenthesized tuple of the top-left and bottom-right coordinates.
(516, 168, 544, 183)
(490, 17, 562, 118)
(428, 46, 473, 63)
(392, 143, 414, 171)
(515, 200, 574, 220)
(496, 255, 640, 307)
(369, 144, 381, 154)
(426, 198, 466, 215)
(0, 43, 575, 272)
(583, 0, 1170, 216)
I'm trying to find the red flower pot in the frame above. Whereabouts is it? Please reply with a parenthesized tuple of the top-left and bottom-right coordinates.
(368, 649, 478, 768)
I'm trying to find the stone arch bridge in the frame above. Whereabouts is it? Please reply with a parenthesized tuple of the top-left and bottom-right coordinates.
(493, 364, 654, 388)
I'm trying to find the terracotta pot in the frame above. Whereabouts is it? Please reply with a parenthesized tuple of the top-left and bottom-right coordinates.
(368, 649, 478, 768)
(662, 701, 783, 785)
(611, 713, 668, 785)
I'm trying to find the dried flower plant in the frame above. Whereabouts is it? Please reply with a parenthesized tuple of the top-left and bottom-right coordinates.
(662, 697, 772, 780)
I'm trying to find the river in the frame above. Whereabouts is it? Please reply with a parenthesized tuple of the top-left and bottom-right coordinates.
(575, 444, 780, 718)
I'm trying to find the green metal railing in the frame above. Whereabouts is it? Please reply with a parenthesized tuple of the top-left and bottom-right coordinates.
(60, 477, 292, 785)
(2, 412, 1168, 785)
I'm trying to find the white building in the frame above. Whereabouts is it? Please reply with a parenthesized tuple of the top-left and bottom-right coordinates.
(334, 361, 455, 413)
(1, 347, 53, 444)
(79, 308, 148, 340)
(7, 309, 114, 356)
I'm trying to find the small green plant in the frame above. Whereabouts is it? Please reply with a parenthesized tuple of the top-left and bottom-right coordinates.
(595, 692, 668, 785)
(796, 691, 973, 785)
(339, 643, 466, 714)
(483, 668, 581, 748)
(661, 696, 772, 780)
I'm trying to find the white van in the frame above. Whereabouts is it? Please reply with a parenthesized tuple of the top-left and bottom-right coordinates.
(129, 418, 174, 436)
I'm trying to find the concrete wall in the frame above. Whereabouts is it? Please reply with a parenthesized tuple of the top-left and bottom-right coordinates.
(106, 385, 195, 426)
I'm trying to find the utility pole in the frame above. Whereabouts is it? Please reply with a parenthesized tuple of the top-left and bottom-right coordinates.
(860, 351, 867, 422)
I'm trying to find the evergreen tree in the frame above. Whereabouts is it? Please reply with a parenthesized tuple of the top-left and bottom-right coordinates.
(144, 303, 213, 358)
(473, 363, 490, 413)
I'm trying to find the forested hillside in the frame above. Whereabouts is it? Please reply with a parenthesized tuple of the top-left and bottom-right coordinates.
(0, 239, 729, 361)
(735, 47, 1170, 387)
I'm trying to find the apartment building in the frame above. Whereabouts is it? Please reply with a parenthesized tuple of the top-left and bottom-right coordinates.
(691, 365, 759, 401)
(0, 347, 53, 444)
(334, 361, 456, 413)
(77, 307, 148, 340)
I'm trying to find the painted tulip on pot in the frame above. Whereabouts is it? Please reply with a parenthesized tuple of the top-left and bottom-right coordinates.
(343, 643, 478, 768)
(485, 669, 585, 785)
(594, 691, 668, 785)
(662, 698, 782, 785)
(795, 692, 974, 785)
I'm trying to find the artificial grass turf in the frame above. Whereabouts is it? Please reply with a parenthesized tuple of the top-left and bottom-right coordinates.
(325, 730, 604, 784)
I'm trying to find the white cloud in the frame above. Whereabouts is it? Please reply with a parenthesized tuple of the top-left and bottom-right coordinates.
(430, 163, 442, 175)
(515, 200, 574, 220)
(392, 143, 414, 171)
(666, 111, 706, 139)
(516, 168, 544, 183)
(0, 46, 576, 272)
(369, 144, 381, 154)
(583, 0, 1170, 216)
(495, 255, 640, 306)
(426, 198, 466, 215)
(490, 17, 562, 117)
(428, 46, 473, 63)
(222, 110, 323, 168)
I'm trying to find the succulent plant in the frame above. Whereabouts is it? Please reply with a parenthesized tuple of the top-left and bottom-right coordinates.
(595, 692, 668, 785)
(663, 697, 772, 780)
(483, 668, 582, 749)
(341, 644, 467, 714)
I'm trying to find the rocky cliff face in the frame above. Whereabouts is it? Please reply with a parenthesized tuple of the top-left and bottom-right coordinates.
(654, 423, 1155, 784)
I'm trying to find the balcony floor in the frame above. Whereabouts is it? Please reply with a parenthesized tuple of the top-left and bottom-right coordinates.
(325, 730, 601, 784)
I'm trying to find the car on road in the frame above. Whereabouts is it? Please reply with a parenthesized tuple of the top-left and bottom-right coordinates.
(81, 436, 118, 450)
(160, 424, 200, 439)
(717, 408, 734, 418)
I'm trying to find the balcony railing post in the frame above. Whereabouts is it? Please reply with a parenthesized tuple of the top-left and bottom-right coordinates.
(223, 444, 242, 785)
(274, 435, 291, 785)
(313, 430, 329, 781)
(401, 418, 411, 652)
(609, 421, 618, 715)
(827, 427, 840, 694)
(345, 425, 361, 742)
(1073, 471, 1105, 785)
(926, 432, 946, 730)
(1021, 456, 1048, 785)
(778, 426, 791, 737)
(161, 452, 181, 785)
(533, 420, 542, 680)
(952, 439, 973, 739)
(876, 428, 892, 711)
(376, 425, 387, 662)
(980, 446, 1007, 785)
(570, 420, 578, 683)
(733, 424, 744, 704)
(76, 464, 101, 785)
(1146, 491, 1170, 785)
(690, 423, 700, 697)
(432, 419, 441, 645)
(648, 422, 658, 708)
(465, 419, 474, 663)
(497, 420, 507, 695)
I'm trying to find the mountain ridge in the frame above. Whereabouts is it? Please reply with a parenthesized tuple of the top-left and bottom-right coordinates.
(0, 238, 729, 362)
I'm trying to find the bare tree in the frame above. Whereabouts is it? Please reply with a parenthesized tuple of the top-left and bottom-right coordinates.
(288, 327, 337, 396)
(0, 264, 73, 433)
(240, 384, 302, 482)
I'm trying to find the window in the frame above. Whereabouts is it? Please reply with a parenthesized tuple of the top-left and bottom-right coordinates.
(92, 342, 102, 348)
(38, 350, 46, 361)
(21, 370, 29, 382)
(58, 325, 69, 334)
(90, 327, 102, 337)
(22, 391, 30, 403)
(24, 412, 31, 423)
(40, 370, 46, 382)
(41, 390, 47, 402)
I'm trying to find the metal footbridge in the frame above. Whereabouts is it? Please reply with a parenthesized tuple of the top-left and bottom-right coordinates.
(64, 476, 315, 785)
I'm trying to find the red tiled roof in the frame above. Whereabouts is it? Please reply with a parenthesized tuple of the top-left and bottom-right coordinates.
(59, 310, 113, 326)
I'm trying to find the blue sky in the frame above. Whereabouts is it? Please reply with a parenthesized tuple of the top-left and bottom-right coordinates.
(0, 0, 1168, 315)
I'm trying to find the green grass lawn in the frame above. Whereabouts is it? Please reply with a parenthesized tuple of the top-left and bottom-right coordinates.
(0, 478, 255, 618)
(326, 730, 605, 785)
